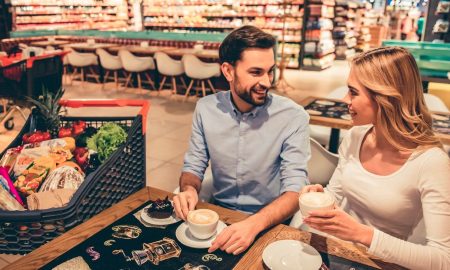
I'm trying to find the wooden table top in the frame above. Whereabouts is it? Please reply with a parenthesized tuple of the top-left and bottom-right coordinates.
(63, 43, 117, 51)
(30, 40, 70, 47)
(300, 96, 450, 145)
(108, 45, 175, 54)
(4, 187, 403, 270)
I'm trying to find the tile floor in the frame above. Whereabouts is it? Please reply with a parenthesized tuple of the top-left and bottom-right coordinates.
(0, 61, 350, 268)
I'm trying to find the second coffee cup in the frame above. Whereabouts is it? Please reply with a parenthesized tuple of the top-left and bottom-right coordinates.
(299, 191, 335, 217)
(187, 209, 219, 240)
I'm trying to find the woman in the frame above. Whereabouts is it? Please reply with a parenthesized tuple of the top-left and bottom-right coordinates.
(299, 47, 450, 270)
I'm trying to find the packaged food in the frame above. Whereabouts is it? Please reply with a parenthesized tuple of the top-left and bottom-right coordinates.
(14, 156, 56, 195)
(27, 188, 76, 210)
(0, 167, 24, 206)
(48, 147, 73, 165)
(23, 137, 76, 152)
(0, 147, 21, 174)
(0, 185, 25, 211)
(14, 146, 51, 177)
(39, 166, 85, 192)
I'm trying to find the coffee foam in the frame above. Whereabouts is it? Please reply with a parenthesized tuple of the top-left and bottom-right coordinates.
(300, 192, 334, 207)
(188, 209, 218, 225)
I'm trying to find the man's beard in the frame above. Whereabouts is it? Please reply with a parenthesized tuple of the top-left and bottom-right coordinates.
(233, 76, 270, 107)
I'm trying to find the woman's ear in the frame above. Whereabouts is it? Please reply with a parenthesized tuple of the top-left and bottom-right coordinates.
(221, 62, 234, 83)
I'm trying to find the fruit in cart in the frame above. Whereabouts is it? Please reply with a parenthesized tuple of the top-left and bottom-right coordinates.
(48, 147, 73, 165)
(58, 127, 72, 138)
(73, 147, 89, 171)
(26, 87, 65, 137)
(72, 121, 86, 137)
(22, 131, 51, 144)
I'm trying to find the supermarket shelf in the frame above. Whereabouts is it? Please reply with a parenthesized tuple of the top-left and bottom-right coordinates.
(145, 1, 304, 7)
(143, 12, 303, 18)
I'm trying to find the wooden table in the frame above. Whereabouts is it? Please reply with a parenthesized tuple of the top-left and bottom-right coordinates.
(107, 45, 175, 55)
(300, 96, 450, 151)
(63, 43, 117, 52)
(30, 40, 70, 48)
(4, 187, 403, 270)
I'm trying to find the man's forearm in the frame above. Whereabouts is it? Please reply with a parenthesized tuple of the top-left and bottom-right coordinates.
(248, 191, 299, 232)
(179, 172, 202, 193)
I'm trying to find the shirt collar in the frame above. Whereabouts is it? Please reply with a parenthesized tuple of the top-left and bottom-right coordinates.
(226, 90, 271, 118)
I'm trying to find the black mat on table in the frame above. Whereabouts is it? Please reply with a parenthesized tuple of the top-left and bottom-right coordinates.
(304, 99, 350, 120)
(432, 113, 450, 135)
(40, 202, 243, 270)
(40, 201, 381, 270)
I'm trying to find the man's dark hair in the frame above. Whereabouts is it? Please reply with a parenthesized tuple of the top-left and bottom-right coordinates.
(219, 25, 276, 65)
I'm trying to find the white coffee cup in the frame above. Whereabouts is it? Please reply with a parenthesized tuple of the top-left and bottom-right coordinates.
(187, 209, 219, 240)
(299, 191, 335, 217)
(140, 41, 149, 48)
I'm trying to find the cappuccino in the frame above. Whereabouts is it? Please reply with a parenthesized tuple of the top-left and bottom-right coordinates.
(187, 209, 219, 240)
(299, 192, 335, 216)
(188, 209, 218, 225)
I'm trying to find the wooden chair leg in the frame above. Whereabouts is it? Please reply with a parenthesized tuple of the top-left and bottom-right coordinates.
(70, 68, 78, 85)
(81, 68, 85, 85)
(114, 71, 118, 88)
(172, 76, 177, 94)
(159, 76, 167, 91)
(144, 72, 155, 90)
(207, 79, 216, 93)
(103, 70, 110, 83)
(180, 76, 188, 89)
(124, 73, 132, 88)
(201, 80, 207, 97)
(137, 73, 142, 89)
(184, 80, 194, 99)
(89, 66, 100, 84)
(195, 80, 201, 97)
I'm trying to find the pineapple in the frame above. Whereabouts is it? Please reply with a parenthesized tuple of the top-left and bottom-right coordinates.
(26, 87, 65, 137)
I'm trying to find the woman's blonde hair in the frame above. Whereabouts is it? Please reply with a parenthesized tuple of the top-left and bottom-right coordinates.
(351, 46, 442, 151)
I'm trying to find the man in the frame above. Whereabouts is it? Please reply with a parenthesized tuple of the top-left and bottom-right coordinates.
(173, 25, 310, 255)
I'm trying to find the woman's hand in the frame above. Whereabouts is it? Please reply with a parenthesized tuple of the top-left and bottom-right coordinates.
(304, 207, 374, 247)
(299, 184, 324, 196)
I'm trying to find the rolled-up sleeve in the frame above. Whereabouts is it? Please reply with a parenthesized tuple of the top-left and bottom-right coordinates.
(279, 112, 310, 193)
(182, 104, 210, 181)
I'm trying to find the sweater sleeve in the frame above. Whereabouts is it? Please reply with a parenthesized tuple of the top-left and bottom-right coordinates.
(368, 149, 450, 270)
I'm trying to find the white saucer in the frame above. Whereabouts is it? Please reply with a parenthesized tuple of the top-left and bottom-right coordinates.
(340, 114, 352, 120)
(175, 221, 227, 249)
(306, 109, 322, 116)
(262, 240, 322, 270)
(315, 100, 335, 106)
(140, 205, 180, 226)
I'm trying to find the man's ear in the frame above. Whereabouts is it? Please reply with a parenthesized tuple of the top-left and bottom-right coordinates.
(221, 62, 234, 83)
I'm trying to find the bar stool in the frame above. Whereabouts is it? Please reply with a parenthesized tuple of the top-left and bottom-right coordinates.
(67, 50, 100, 84)
(154, 52, 186, 94)
(118, 50, 155, 90)
(182, 54, 220, 99)
(96, 48, 123, 89)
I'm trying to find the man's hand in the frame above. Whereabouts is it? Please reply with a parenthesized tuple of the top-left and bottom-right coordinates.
(173, 185, 199, 220)
(208, 217, 263, 255)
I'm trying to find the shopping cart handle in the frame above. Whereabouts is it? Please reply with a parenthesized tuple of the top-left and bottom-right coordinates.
(59, 99, 149, 134)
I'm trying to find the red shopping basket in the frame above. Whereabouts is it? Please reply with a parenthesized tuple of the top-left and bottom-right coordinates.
(0, 99, 149, 254)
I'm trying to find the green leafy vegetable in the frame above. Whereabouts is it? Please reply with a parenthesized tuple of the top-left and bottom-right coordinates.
(87, 123, 127, 162)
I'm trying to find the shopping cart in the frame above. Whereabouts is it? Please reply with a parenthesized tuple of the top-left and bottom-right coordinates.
(0, 59, 28, 132)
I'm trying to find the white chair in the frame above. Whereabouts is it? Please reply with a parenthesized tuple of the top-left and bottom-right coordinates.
(182, 54, 220, 99)
(154, 52, 187, 94)
(96, 48, 123, 88)
(310, 86, 348, 147)
(424, 93, 449, 112)
(118, 50, 155, 90)
(67, 50, 100, 84)
(289, 138, 339, 229)
(173, 166, 214, 203)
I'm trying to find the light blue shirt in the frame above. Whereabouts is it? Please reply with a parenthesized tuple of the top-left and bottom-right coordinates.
(183, 91, 310, 213)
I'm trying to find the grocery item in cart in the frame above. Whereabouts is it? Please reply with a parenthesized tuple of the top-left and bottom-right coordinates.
(27, 188, 76, 210)
(0, 147, 21, 174)
(23, 137, 76, 152)
(39, 165, 84, 192)
(14, 146, 51, 177)
(0, 184, 25, 210)
(0, 167, 24, 206)
(14, 156, 56, 195)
